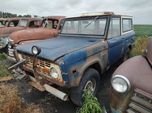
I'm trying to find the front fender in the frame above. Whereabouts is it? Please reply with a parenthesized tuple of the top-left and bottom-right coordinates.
(69, 49, 108, 87)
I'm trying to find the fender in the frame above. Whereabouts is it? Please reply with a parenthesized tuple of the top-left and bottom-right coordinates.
(71, 49, 108, 87)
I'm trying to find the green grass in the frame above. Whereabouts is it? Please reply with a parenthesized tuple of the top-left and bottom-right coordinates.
(134, 25, 152, 37)
(0, 53, 7, 60)
(0, 65, 10, 77)
(0, 53, 10, 77)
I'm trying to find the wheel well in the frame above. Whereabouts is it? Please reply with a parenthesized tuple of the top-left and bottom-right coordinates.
(128, 45, 132, 50)
(87, 63, 102, 75)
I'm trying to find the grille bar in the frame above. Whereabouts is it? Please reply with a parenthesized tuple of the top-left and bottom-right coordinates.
(128, 102, 151, 113)
(131, 96, 152, 110)
(22, 54, 51, 69)
(126, 88, 152, 113)
(126, 109, 136, 113)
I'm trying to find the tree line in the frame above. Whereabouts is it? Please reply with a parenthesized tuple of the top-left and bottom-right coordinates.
(0, 11, 36, 18)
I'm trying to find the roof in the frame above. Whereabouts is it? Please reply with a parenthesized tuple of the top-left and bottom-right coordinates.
(19, 17, 43, 21)
(7, 18, 21, 21)
(43, 16, 65, 20)
(0, 18, 7, 21)
(67, 12, 132, 18)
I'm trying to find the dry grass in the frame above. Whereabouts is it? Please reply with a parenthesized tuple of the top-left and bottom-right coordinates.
(0, 83, 43, 113)
(130, 36, 148, 57)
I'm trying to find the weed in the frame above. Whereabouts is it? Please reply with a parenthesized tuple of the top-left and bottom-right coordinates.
(78, 91, 103, 113)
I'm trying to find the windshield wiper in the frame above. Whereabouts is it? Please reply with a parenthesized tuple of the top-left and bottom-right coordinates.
(84, 16, 99, 28)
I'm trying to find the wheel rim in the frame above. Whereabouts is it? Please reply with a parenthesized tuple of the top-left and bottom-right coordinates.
(84, 79, 96, 94)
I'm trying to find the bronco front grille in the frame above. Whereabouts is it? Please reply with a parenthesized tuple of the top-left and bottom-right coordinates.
(126, 89, 152, 113)
(22, 54, 33, 65)
(22, 54, 51, 68)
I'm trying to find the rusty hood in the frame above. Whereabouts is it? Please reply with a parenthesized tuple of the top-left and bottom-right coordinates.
(10, 28, 58, 44)
(16, 36, 100, 61)
(0, 27, 25, 37)
(113, 55, 152, 94)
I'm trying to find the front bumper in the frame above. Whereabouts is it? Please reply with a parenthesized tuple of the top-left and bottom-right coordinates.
(9, 61, 69, 101)
(29, 75, 68, 101)
(22, 64, 66, 86)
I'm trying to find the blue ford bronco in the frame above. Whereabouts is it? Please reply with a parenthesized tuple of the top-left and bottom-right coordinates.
(9, 12, 135, 106)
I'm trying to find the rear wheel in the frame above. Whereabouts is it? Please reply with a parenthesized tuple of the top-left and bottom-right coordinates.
(122, 48, 131, 62)
(70, 68, 100, 106)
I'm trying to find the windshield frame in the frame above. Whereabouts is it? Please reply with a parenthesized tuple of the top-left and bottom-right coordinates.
(60, 16, 108, 37)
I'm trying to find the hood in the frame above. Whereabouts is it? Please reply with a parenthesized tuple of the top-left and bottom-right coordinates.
(17, 36, 99, 61)
(113, 56, 152, 94)
(0, 27, 26, 37)
(10, 28, 58, 44)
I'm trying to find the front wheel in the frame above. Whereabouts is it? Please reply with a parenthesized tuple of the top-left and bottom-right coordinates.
(70, 68, 100, 106)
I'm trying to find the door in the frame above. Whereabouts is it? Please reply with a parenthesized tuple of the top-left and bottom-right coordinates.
(107, 17, 124, 65)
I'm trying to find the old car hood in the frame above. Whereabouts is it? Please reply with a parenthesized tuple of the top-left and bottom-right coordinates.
(17, 36, 100, 61)
(10, 28, 58, 44)
(0, 27, 25, 37)
(113, 56, 152, 94)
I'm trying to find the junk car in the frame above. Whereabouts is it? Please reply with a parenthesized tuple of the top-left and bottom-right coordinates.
(9, 12, 135, 106)
(110, 38, 152, 113)
(0, 18, 43, 53)
(8, 16, 65, 59)
(0, 18, 20, 28)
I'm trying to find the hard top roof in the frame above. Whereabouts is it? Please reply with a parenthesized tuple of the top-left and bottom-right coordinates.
(66, 12, 132, 19)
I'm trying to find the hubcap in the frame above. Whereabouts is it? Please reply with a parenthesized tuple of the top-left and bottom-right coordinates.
(84, 79, 96, 94)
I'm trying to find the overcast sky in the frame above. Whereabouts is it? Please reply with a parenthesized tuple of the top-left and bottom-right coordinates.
(0, 0, 152, 24)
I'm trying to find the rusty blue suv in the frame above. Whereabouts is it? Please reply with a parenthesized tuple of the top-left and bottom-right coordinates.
(10, 12, 135, 106)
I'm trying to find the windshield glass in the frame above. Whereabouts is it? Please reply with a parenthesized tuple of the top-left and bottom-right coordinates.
(18, 20, 28, 27)
(61, 17, 107, 36)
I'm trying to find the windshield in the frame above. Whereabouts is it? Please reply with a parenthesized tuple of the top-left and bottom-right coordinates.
(61, 17, 107, 36)
(18, 20, 28, 27)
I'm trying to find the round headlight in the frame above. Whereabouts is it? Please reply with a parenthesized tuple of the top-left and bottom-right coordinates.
(111, 75, 131, 93)
(50, 67, 59, 79)
(32, 46, 41, 55)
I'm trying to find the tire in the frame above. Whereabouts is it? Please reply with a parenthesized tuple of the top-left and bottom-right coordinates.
(122, 48, 130, 62)
(70, 68, 100, 106)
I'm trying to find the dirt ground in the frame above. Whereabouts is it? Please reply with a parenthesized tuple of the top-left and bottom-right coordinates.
(0, 59, 118, 113)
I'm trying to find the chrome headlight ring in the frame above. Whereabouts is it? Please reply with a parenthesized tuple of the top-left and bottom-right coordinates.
(31, 46, 41, 56)
(50, 64, 62, 80)
(111, 75, 131, 93)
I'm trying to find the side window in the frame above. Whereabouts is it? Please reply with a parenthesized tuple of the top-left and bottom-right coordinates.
(108, 18, 120, 38)
(29, 21, 40, 27)
(9, 22, 15, 27)
(122, 18, 132, 32)
(12, 20, 19, 26)
(29, 21, 35, 27)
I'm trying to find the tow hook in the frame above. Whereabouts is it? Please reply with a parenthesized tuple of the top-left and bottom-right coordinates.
(8, 60, 26, 71)
(8, 60, 27, 80)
